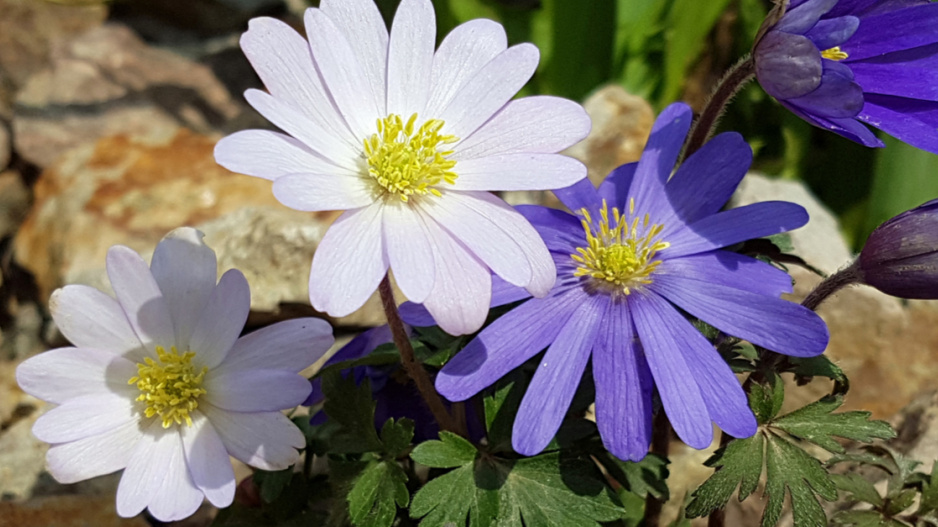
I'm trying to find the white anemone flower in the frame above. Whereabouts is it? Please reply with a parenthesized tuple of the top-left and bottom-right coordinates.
(214, 0, 591, 335)
(16, 228, 334, 521)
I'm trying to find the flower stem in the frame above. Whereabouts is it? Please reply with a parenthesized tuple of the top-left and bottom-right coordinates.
(801, 261, 862, 311)
(682, 54, 756, 161)
(378, 275, 461, 435)
(644, 411, 671, 527)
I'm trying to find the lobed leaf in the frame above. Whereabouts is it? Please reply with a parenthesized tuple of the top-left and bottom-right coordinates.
(772, 396, 896, 454)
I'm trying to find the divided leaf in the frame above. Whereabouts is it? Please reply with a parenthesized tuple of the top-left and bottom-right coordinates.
(762, 434, 838, 527)
(686, 434, 764, 518)
(773, 396, 896, 454)
(348, 459, 410, 527)
(321, 371, 382, 453)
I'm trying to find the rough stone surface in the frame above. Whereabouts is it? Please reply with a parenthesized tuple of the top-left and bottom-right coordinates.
(0, 391, 45, 501)
(0, 494, 151, 527)
(0, 122, 10, 171)
(0, 171, 29, 241)
(13, 23, 241, 168)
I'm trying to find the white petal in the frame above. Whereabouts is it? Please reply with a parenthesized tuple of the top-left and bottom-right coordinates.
(271, 173, 376, 212)
(305, 8, 384, 140)
(420, 216, 491, 335)
(33, 393, 136, 443)
(320, 0, 389, 113)
(205, 370, 311, 412)
(417, 192, 531, 288)
(239, 17, 357, 150)
(16, 348, 138, 404)
(215, 130, 354, 181)
(150, 228, 217, 353)
(49, 285, 145, 361)
(451, 154, 586, 191)
(383, 201, 435, 303)
(243, 89, 361, 170)
(201, 403, 304, 471)
(387, 0, 435, 117)
(219, 318, 334, 374)
(189, 269, 250, 370)
(425, 19, 507, 118)
(437, 44, 539, 141)
(453, 96, 591, 159)
(46, 419, 143, 484)
(181, 412, 235, 509)
(309, 202, 388, 317)
(106, 246, 175, 353)
(116, 421, 203, 522)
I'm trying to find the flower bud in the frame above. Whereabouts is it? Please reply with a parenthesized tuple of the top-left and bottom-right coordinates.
(858, 199, 938, 299)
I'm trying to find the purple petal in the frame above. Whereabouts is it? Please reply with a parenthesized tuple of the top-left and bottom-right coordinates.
(851, 43, 938, 102)
(597, 162, 638, 210)
(398, 273, 533, 328)
(205, 370, 312, 412)
(307, 325, 392, 406)
(628, 103, 692, 218)
(656, 251, 793, 297)
(49, 285, 145, 360)
(46, 419, 141, 484)
(785, 60, 863, 119)
(16, 348, 138, 404)
(552, 177, 603, 214)
(804, 16, 859, 50)
(514, 205, 584, 255)
(189, 269, 250, 370)
(386, 0, 435, 116)
(859, 95, 938, 155)
(106, 246, 175, 353)
(593, 301, 653, 461)
(201, 404, 304, 471)
(435, 288, 584, 401)
(181, 412, 235, 508)
(755, 31, 823, 100)
(776, 0, 837, 34)
(781, 100, 885, 147)
(512, 295, 606, 455)
(844, 3, 938, 61)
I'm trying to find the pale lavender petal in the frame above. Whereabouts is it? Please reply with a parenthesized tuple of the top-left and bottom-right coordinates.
(189, 269, 250, 370)
(398, 273, 532, 329)
(513, 295, 606, 455)
(655, 252, 793, 297)
(628, 103, 692, 218)
(16, 348, 137, 404)
(214, 130, 352, 181)
(436, 288, 584, 401)
(319, 0, 389, 115)
(453, 96, 591, 160)
(181, 412, 236, 508)
(271, 173, 376, 212)
(425, 19, 507, 118)
(450, 154, 586, 191)
(384, 202, 436, 303)
(106, 246, 175, 353)
(239, 17, 356, 149)
(629, 293, 712, 449)
(219, 318, 333, 374)
(305, 8, 383, 141)
(387, 0, 435, 117)
(201, 403, 304, 470)
(437, 44, 540, 140)
(244, 89, 360, 170)
(49, 285, 145, 360)
(33, 393, 135, 443)
(593, 301, 653, 462)
(552, 177, 603, 214)
(309, 202, 388, 318)
(650, 275, 829, 357)
(117, 422, 203, 522)
(420, 216, 491, 335)
(150, 228, 217, 353)
(205, 369, 311, 412)
(46, 419, 142, 484)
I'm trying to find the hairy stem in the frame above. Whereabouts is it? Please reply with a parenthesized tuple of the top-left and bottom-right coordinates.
(801, 261, 862, 312)
(378, 275, 461, 435)
(645, 411, 671, 526)
(682, 55, 756, 161)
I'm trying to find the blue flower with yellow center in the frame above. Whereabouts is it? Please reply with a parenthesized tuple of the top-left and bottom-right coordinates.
(754, 0, 938, 153)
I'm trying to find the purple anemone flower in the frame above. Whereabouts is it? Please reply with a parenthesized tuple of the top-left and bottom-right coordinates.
(409, 103, 830, 460)
(858, 198, 938, 299)
(754, 0, 938, 153)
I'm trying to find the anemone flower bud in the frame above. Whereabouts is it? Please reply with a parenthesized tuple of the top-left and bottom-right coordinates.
(858, 199, 938, 299)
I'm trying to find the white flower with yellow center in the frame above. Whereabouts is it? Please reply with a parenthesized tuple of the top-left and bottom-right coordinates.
(214, 0, 591, 335)
(16, 228, 334, 522)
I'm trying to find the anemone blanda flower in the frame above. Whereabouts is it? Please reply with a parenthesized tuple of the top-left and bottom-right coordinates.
(16, 228, 334, 521)
(214, 0, 590, 336)
(405, 104, 830, 460)
(754, 0, 938, 153)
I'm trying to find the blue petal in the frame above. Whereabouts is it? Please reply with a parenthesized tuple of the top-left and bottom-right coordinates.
(628, 103, 692, 218)
(435, 288, 584, 401)
(515, 204, 583, 255)
(512, 295, 606, 456)
(755, 31, 823, 100)
(776, 0, 838, 34)
(593, 301, 653, 461)
(305, 325, 393, 406)
(780, 100, 885, 147)
(400, 274, 534, 326)
(859, 95, 938, 155)
(655, 251, 793, 298)
(598, 162, 637, 210)
(649, 275, 829, 357)
(825, 0, 879, 17)
(552, 177, 603, 214)
(844, 3, 938, 61)
(804, 16, 859, 50)
(851, 42, 938, 102)
(785, 60, 863, 119)
(663, 201, 808, 259)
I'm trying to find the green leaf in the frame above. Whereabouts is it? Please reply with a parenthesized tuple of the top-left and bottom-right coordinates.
(917, 462, 938, 516)
(832, 510, 909, 527)
(749, 372, 785, 424)
(483, 376, 527, 452)
(762, 434, 838, 527)
(660, 0, 733, 106)
(253, 466, 295, 504)
(772, 395, 896, 454)
(322, 371, 383, 453)
(409, 459, 499, 527)
(789, 355, 849, 395)
(411, 431, 478, 469)
(830, 473, 884, 507)
(599, 453, 670, 501)
(686, 434, 765, 518)
(347, 458, 409, 527)
(886, 488, 917, 517)
(380, 418, 414, 458)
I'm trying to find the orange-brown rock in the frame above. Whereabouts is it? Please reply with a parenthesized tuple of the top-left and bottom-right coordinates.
(0, 494, 150, 527)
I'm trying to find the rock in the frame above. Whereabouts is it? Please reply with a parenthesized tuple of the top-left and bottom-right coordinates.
(0, 392, 45, 501)
(0, 122, 10, 171)
(13, 24, 241, 168)
(0, 494, 150, 527)
(0, 171, 29, 240)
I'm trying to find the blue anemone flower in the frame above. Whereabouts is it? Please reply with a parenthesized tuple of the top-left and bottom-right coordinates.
(407, 103, 830, 460)
(754, 0, 938, 153)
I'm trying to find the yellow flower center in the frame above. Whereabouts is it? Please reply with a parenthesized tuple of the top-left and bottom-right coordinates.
(364, 113, 459, 202)
(128, 346, 207, 428)
(571, 199, 670, 296)
(821, 47, 848, 61)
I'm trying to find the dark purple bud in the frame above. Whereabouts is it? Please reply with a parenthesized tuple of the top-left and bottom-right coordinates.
(858, 199, 938, 299)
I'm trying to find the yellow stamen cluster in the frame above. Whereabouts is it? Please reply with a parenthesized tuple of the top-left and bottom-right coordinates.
(364, 113, 459, 202)
(821, 47, 849, 61)
(128, 346, 207, 428)
(571, 199, 670, 296)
